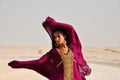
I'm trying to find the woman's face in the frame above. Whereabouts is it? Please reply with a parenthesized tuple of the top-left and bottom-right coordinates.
(53, 31, 66, 46)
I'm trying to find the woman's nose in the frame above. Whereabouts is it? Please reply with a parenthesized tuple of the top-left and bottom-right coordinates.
(56, 38, 59, 40)
(55, 37, 59, 41)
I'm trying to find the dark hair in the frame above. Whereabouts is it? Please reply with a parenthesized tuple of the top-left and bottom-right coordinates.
(52, 28, 69, 48)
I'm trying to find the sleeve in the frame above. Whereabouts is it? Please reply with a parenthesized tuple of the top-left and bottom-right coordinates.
(37, 52, 49, 64)
(8, 49, 52, 79)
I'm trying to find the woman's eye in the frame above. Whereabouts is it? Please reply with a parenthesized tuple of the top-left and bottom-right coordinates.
(58, 35, 61, 38)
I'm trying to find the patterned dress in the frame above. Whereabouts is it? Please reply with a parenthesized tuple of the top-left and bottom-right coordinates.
(58, 48, 74, 80)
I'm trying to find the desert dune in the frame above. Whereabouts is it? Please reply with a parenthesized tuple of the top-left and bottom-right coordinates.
(0, 46, 120, 80)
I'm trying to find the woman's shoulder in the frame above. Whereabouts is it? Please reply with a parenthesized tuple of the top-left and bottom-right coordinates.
(46, 48, 57, 55)
(46, 48, 61, 59)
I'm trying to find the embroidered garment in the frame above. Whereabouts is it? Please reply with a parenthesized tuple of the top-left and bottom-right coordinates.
(58, 48, 74, 80)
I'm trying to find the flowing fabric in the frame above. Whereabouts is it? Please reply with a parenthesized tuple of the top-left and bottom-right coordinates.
(8, 17, 91, 80)
(42, 17, 91, 79)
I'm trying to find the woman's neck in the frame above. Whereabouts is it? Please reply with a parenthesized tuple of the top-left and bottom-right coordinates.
(57, 44, 69, 54)
(58, 43, 68, 49)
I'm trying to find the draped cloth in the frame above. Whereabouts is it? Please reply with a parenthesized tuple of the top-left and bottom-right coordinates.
(8, 17, 91, 80)
(42, 17, 91, 79)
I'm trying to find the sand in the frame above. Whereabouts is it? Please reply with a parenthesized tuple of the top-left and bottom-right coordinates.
(0, 46, 120, 80)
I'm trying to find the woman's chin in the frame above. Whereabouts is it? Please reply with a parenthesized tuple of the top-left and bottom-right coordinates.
(56, 43, 61, 46)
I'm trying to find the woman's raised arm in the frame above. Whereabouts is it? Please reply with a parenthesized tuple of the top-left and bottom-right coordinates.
(42, 16, 76, 44)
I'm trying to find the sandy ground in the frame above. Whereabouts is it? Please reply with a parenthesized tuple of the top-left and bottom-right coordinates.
(0, 46, 120, 80)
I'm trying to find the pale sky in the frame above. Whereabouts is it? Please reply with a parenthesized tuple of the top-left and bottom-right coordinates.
(0, 0, 120, 47)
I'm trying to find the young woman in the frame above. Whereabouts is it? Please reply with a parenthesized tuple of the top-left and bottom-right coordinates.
(8, 17, 91, 80)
